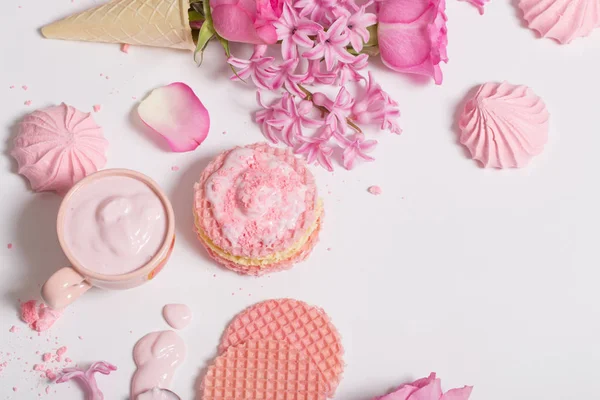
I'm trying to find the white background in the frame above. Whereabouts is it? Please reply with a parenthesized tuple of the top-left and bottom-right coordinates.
(1, 1, 600, 399)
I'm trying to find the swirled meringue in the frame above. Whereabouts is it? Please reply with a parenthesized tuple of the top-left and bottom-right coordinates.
(11, 103, 109, 194)
(458, 82, 549, 169)
(519, 0, 600, 44)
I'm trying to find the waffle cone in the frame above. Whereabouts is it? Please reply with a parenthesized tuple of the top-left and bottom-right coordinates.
(41, 0, 195, 51)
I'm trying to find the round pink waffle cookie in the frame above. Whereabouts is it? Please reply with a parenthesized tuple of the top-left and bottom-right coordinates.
(219, 299, 344, 397)
(202, 339, 327, 400)
(193, 143, 321, 275)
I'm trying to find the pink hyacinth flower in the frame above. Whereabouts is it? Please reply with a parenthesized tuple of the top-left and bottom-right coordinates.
(339, 134, 377, 170)
(377, 0, 449, 84)
(267, 93, 320, 145)
(373, 372, 473, 400)
(352, 72, 402, 134)
(312, 87, 355, 134)
(275, 3, 322, 60)
(211, 0, 284, 44)
(228, 45, 276, 89)
(335, 3, 377, 52)
(57, 361, 117, 400)
(303, 16, 355, 71)
(295, 129, 335, 171)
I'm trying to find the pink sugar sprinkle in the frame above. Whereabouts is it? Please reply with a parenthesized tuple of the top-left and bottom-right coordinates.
(121, 43, 130, 53)
(57, 346, 67, 357)
(22, 85, 28, 91)
(171, 166, 180, 172)
(93, 104, 102, 112)
(33, 364, 45, 371)
(42, 353, 52, 362)
(9, 325, 18, 333)
(368, 185, 382, 195)
(24, 100, 32, 106)
(7, 243, 12, 249)
(13, 387, 18, 392)
(45, 370, 57, 380)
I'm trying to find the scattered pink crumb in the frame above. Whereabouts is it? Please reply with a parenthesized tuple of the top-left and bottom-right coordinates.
(42, 353, 52, 362)
(13, 387, 18, 392)
(213, 274, 217, 278)
(65, 357, 72, 363)
(7, 243, 13, 249)
(9, 325, 18, 333)
(132, 96, 137, 100)
(45, 386, 50, 394)
(121, 43, 130, 53)
(105, 76, 110, 80)
(78, 336, 83, 340)
(99, 73, 103, 77)
(222, 131, 227, 135)
(33, 364, 45, 371)
(22, 85, 28, 91)
(171, 166, 180, 172)
(368, 185, 383, 195)
(21, 300, 39, 324)
(327, 247, 332, 251)
(24, 100, 32, 106)
(45, 370, 57, 380)
(9, 85, 15, 89)
(93, 104, 102, 112)
(20, 300, 62, 332)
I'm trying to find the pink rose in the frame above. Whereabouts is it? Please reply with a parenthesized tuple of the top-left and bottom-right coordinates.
(376, 0, 449, 84)
(211, 0, 283, 44)
(374, 373, 473, 400)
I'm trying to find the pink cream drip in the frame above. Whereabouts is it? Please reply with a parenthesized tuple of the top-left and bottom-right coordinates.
(162, 304, 192, 330)
(205, 148, 307, 248)
(131, 331, 186, 399)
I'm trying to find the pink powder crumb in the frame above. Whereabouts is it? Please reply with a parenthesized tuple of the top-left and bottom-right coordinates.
(21, 300, 39, 324)
(33, 364, 45, 371)
(78, 336, 83, 340)
(42, 353, 52, 362)
(105, 76, 110, 80)
(132, 96, 137, 100)
(171, 166, 180, 172)
(45, 386, 50, 395)
(93, 104, 102, 112)
(24, 100, 32, 106)
(56, 346, 67, 356)
(20, 300, 62, 332)
(100, 73, 103, 77)
(13, 387, 18, 392)
(45, 370, 57, 380)
(9, 325, 18, 333)
(368, 185, 383, 195)
(22, 85, 28, 91)
(327, 247, 332, 251)
(7, 243, 13, 249)
(121, 43, 130, 53)
(223, 131, 227, 135)
(9, 85, 15, 89)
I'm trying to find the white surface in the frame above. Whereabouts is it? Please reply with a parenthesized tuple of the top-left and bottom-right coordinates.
(1, 1, 600, 399)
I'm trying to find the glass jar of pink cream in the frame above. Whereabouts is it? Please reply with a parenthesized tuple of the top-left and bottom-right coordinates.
(42, 169, 175, 309)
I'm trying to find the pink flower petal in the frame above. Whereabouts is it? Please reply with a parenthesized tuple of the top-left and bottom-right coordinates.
(440, 386, 473, 400)
(138, 82, 210, 152)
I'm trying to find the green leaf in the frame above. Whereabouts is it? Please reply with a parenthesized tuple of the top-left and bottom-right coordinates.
(189, 10, 204, 23)
(194, 23, 215, 65)
(365, 24, 378, 47)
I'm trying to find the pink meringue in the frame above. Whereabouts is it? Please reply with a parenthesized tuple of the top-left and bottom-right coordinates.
(458, 82, 549, 169)
(11, 103, 108, 194)
(519, 0, 600, 44)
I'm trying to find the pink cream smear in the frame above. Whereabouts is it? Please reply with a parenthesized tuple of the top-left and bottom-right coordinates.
(162, 304, 192, 330)
(63, 175, 167, 275)
(131, 330, 186, 398)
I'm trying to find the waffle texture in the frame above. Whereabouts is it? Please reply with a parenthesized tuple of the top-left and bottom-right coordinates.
(202, 339, 328, 400)
(199, 216, 322, 276)
(41, 0, 195, 50)
(219, 299, 344, 396)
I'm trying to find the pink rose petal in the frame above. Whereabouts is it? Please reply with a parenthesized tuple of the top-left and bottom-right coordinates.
(138, 82, 210, 152)
(374, 373, 472, 400)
